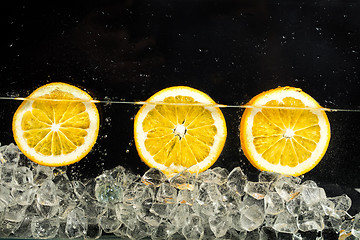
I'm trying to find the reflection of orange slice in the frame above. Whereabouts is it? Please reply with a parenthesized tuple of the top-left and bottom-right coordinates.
(240, 87, 331, 176)
(134, 86, 227, 177)
(12, 82, 99, 166)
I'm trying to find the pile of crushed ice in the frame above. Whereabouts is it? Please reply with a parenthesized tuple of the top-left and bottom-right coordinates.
(0, 143, 359, 239)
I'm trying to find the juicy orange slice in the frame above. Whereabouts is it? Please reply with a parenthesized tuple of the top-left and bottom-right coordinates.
(134, 86, 227, 177)
(12, 82, 100, 166)
(240, 86, 331, 176)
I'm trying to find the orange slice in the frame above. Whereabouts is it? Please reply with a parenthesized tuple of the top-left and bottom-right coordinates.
(12, 82, 100, 166)
(240, 86, 331, 176)
(134, 86, 227, 177)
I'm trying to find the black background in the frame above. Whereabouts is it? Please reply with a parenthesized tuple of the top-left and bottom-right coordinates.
(0, 0, 359, 215)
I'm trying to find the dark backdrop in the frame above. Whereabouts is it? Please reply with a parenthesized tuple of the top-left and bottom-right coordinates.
(1, 0, 359, 214)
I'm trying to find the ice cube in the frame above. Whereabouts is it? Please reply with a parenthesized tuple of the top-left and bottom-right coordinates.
(352, 212, 360, 238)
(115, 203, 137, 230)
(85, 219, 102, 239)
(259, 226, 277, 239)
(226, 167, 247, 196)
(199, 167, 229, 185)
(0, 183, 14, 205)
(125, 218, 151, 239)
(33, 165, 53, 185)
(65, 207, 87, 238)
(0, 143, 21, 164)
(11, 183, 37, 205)
(264, 191, 285, 215)
(170, 171, 196, 190)
(275, 176, 301, 201)
(208, 214, 230, 238)
(240, 204, 265, 231)
(95, 180, 123, 204)
(150, 202, 170, 217)
(0, 164, 15, 184)
(99, 207, 121, 233)
(141, 168, 167, 187)
(177, 189, 194, 205)
(53, 173, 73, 198)
(258, 171, 280, 183)
(328, 194, 352, 212)
(13, 166, 33, 185)
(182, 214, 204, 240)
(4, 203, 27, 222)
(300, 186, 326, 206)
(136, 198, 162, 227)
(0, 220, 21, 237)
(285, 196, 304, 216)
(156, 183, 178, 204)
(36, 180, 60, 218)
(297, 210, 324, 232)
(244, 181, 270, 200)
(228, 210, 243, 231)
(170, 203, 192, 230)
(272, 210, 298, 233)
(31, 216, 60, 239)
(13, 215, 32, 238)
(151, 220, 177, 240)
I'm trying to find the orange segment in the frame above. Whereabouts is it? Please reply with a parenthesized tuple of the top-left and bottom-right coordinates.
(134, 86, 227, 177)
(240, 86, 331, 176)
(12, 82, 99, 167)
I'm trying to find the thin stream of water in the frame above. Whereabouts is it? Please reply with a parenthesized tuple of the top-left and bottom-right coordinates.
(0, 96, 360, 112)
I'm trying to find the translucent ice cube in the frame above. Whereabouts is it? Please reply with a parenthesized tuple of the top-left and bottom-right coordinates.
(170, 171, 196, 190)
(156, 183, 178, 204)
(31, 216, 60, 239)
(13, 166, 33, 185)
(275, 177, 301, 202)
(208, 214, 230, 238)
(182, 214, 204, 240)
(300, 186, 326, 206)
(141, 168, 167, 187)
(240, 204, 265, 231)
(226, 167, 247, 196)
(272, 211, 298, 233)
(65, 207, 87, 238)
(352, 212, 360, 238)
(297, 210, 324, 232)
(264, 191, 285, 215)
(11, 183, 37, 205)
(244, 181, 270, 200)
(99, 207, 121, 233)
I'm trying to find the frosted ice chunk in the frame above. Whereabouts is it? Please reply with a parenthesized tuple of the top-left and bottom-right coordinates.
(275, 177, 301, 201)
(272, 211, 298, 233)
(141, 168, 167, 187)
(209, 215, 230, 238)
(182, 214, 204, 240)
(297, 210, 324, 232)
(65, 207, 87, 238)
(99, 207, 121, 233)
(13, 166, 33, 185)
(264, 191, 285, 215)
(226, 167, 247, 196)
(244, 181, 270, 200)
(31, 216, 59, 239)
(240, 204, 265, 231)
